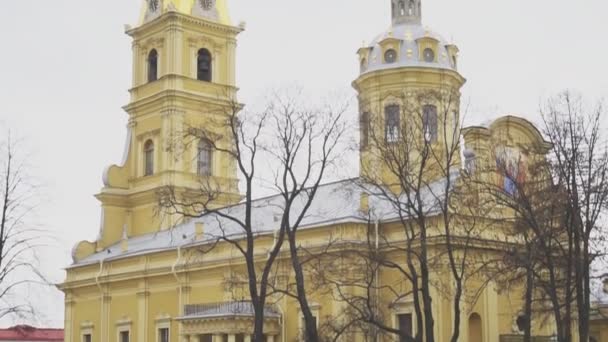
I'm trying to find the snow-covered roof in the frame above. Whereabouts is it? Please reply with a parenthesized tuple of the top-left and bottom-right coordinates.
(72, 173, 457, 267)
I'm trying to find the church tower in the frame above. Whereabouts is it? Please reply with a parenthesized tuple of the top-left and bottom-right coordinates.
(93, 0, 243, 250)
(354, 0, 466, 189)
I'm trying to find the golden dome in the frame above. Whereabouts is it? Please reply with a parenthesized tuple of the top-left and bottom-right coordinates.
(138, 0, 231, 26)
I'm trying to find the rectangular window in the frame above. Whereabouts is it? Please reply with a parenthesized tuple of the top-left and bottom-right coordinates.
(360, 112, 370, 148)
(199, 335, 213, 342)
(385, 105, 400, 143)
(423, 105, 438, 143)
(83, 334, 92, 342)
(120, 331, 130, 342)
(158, 328, 169, 342)
(398, 313, 413, 341)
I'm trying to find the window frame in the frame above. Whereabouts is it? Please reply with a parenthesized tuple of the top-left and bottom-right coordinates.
(384, 104, 401, 143)
(197, 48, 213, 82)
(299, 305, 320, 341)
(144, 139, 155, 176)
(148, 49, 159, 83)
(360, 111, 370, 149)
(392, 308, 417, 341)
(197, 139, 213, 176)
(384, 49, 398, 64)
(156, 327, 169, 342)
(422, 104, 438, 143)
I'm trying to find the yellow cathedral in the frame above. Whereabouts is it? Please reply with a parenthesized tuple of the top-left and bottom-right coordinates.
(59, 1, 608, 342)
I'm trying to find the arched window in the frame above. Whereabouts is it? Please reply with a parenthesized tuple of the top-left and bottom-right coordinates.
(422, 105, 438, 142)
(197, 49, 212, 82)
(148, 49, 158, 82)
(408, 0, 414, 15)
(144, 140, 154, 176)
(468, 313, 482, 342)
(197, 139, 213, 176)
(385, 104, 400, 143)
(399, 1, 405, 15)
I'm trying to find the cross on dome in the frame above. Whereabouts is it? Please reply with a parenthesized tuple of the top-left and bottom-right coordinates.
(391, 0, 422, 25)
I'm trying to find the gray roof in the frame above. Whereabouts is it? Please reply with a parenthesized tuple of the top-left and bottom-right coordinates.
(73, 173, 457, 267)
(361, 23, 457, 75)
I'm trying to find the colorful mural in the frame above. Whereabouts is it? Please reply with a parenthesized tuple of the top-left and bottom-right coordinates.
(495, 147, 527, 195)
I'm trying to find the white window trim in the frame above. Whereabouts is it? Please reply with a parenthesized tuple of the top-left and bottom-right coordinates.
(80, 321, 94, 342)
(391, 299, 417, 338)
(156, 314, 171, 342)
(116, 318, 132, 342)
(298, 304, 320, 340)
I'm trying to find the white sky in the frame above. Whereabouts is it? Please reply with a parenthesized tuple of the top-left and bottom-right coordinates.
(0, 0, 606, 328)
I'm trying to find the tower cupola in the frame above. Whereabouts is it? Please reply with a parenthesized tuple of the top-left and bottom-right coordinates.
(392, 0, 422, 25)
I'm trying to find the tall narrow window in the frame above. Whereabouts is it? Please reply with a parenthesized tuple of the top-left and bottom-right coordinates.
(385, 105, 400, 143)
(360, 112, 370, 148)
(158, 328, 169, 342)
(120, 331, 130, 342)
(82, 334, 92, 342)
(197, 49, 212, 82)
(399, 1, 405, 15)
(468, 313, 482, 342)
(144, 140, 154, 176)
(408, 0, 414, 15)
(148, 49, 158, 82)
(397, 313, 413, 341)
(197, 140, 212, 176)
(422, 105, 438, 142)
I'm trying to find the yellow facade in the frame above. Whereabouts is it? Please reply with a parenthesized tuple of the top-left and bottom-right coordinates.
(60, 1, 607, 342)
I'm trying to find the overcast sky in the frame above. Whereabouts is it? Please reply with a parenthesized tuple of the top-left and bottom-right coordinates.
(0, 0, 606, 328)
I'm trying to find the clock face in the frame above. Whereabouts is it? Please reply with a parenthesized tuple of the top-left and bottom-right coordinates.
(149, 0, 159, 12)
(200, 0, 215, 10)
(423, 48, 435, 62)
(384, 49, 397, 64)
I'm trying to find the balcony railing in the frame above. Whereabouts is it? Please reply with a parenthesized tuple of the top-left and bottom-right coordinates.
(499, 335, 557, 342)
(184, 301, 281, 318)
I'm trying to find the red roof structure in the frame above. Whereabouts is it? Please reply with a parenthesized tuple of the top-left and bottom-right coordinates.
(0, 325, 63, 341)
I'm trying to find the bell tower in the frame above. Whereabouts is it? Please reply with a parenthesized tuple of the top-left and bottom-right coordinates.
(392, 0, 422, 25)
(354, 0, 466, 190)
(93, 0, 243, 250)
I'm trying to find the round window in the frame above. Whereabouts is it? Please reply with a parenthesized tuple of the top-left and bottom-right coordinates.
(423, 48, 435, 62)
(384, 49, 398, 64)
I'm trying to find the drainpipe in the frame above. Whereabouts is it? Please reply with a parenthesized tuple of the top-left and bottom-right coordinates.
(375, 220, 380, 341)
(95, 259, 105, 342)
(172, 246, 183, 310)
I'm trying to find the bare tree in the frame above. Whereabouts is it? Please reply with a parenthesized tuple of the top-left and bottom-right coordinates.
(541, 92, 608, 342)
(311, 87, 486, 342)
(476, 91, 608, 342)
(0, 132, 47, 320)
(158, 90, 348, 342)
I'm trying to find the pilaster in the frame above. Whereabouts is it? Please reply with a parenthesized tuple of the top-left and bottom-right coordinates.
(64, 293, 75, 342)
(137, 282, 150, 342)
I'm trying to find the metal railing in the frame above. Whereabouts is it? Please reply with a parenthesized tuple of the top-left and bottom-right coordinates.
(184, 301, 280, 317)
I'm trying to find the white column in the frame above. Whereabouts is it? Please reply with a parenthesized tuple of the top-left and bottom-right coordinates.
(266, 335, 275, 342)
(227, 334, 236, 342)
(212, 334, 223, 342)
(244, 335, 251, 342)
